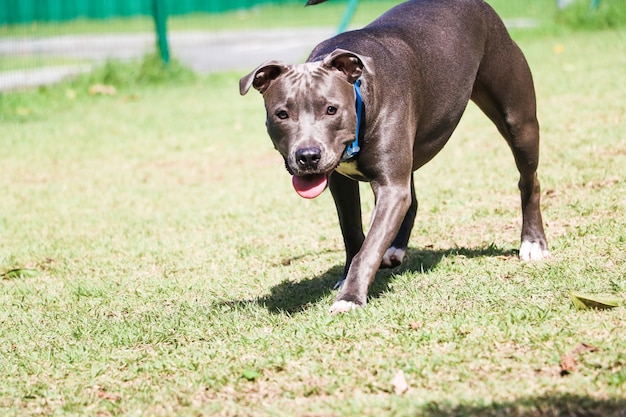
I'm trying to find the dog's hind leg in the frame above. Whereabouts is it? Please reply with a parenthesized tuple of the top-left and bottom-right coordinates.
(381, 173, 417, 268)
(470, 29, 549, 261)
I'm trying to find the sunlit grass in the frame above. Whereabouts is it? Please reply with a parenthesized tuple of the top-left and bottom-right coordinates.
(0, 15, 624, 417)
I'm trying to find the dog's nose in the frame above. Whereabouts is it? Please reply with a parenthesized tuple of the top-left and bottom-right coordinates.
(295, 147, 322, 170)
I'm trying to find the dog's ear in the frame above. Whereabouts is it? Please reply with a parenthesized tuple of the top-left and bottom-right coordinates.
(323, 49, 373, 84)
(239, 61, 288, 95)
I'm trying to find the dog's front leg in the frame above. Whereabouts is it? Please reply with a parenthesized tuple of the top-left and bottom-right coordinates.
(330, 179, 411, 313)
(329, 172, 365, 286)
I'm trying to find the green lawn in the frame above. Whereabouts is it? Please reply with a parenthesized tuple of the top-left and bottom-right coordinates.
(0, 0, 621, 37)
(1, 13, 625, 417)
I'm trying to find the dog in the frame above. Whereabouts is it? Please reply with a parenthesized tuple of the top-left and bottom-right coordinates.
(240, 0, 549, 313)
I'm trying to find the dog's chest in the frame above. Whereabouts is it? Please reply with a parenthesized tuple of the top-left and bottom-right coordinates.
(335, 160, 368, 181)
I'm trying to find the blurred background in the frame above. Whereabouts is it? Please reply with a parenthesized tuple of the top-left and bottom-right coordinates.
(1, 0, 625, 91)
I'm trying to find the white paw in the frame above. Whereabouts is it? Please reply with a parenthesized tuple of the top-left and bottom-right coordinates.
(382, 247, 406, 266)
(329, 300, 360, 314)
(519, 241, 551, 261)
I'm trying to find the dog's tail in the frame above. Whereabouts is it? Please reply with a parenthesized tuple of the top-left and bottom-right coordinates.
(306, 0, 328, 5)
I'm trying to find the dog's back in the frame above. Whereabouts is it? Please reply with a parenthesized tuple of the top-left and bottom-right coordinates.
(307, 0, 531, 170)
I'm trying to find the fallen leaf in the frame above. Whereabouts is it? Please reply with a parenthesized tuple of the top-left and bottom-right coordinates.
(391, 370, 409, 395)
(570, 291, 621, 310)
(409, 321, 422, 330)
(88, 84, 117, 96)
(122, 94, 141, 102)
(560, 342, 598, 376)
(97, 390, 121, 402)
(559, 353, 577, 375)
(241, 369, 261, 381)
(2, 268, 40, 279)
(545, 189, 558, 197)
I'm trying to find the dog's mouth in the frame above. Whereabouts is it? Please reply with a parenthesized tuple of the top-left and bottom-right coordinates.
(283, 153, 342, 199)
(291, 173, 329, 199)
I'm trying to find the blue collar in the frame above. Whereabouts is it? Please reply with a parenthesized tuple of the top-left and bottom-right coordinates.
(341, 79, 363, 161)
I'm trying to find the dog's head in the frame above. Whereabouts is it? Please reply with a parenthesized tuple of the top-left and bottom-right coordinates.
(240, 49, 371, 198)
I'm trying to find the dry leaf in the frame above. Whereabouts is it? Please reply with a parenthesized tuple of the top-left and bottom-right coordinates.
(391, 370, 409, 395)
(571, 342, 598, 355)
(570, 291, 621, 310)
(122, 94, 141, 102)
(560, 342, 598, 376)
(559, 353, 577, 375)
(409, 321, 422, 330)
(88, 84, 117, 96)
(96, 388, 121, 402)
(2, 268, 40, 279)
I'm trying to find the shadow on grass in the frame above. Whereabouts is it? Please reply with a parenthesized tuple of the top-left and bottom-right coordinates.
(420, 393, 626, 417)
(255, 244, 517, 314)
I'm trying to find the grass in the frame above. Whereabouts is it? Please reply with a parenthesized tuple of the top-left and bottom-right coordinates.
(2, 0, 624, 73)
(0, 0, 624, 38)
(0, 2, 397, 36)
(1, 8, 626, 417)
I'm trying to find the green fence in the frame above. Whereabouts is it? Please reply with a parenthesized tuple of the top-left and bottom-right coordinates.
(0, 0, 305, 25)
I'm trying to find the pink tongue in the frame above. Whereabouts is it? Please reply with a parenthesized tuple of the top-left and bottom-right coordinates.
(292, 174, 328, 199)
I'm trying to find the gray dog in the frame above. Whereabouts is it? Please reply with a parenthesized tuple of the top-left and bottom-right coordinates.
(240, 0, 550, 313)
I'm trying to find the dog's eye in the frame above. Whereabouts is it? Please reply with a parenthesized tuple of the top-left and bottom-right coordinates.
(276, 110, 289, 120)
(326, 106, 338, 115)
